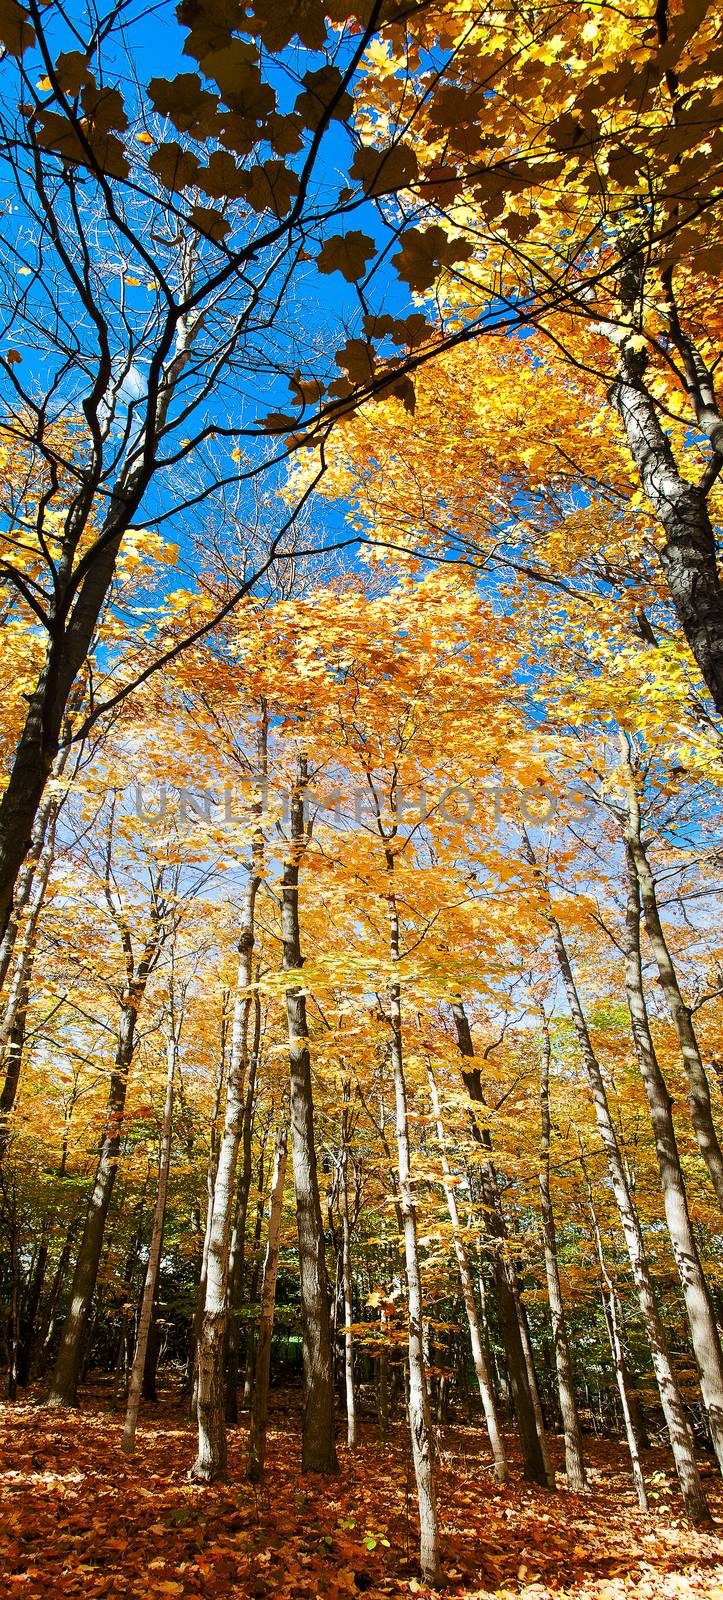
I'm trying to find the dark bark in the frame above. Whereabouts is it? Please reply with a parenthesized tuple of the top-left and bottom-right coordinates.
(583, 1157, 649, 1511)
(191, 909, 259, 1478)
(241, 1146, 267, 1411)
(620, 829, 723, 1470)
(621, 757, 723, 1211)
(543, 876, 710, 1524)
(122, 1001, 177, 1453)
(225, 992, 261, 1424)
(0, 961, 32, 1163)
(282, 761, 338, 1475)
(609, 268, 723, 714)
(538, 1013, 587, 1492)
(14, 1235, 49, 1388)
(45, 996, 140, 1406)
(451, 1000, 552, 1487)
(247, 1124, 287, 1484)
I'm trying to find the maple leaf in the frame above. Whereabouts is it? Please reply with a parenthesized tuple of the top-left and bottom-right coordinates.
(148, 142, 201, 191)
(189, 203, 231, 241)
(239, 160, 299, 217)
(200, 45, 275, 120)
(295, 65, 352, 126)
(350, 142, 419, 196)
(53, 50, 93, 95)
(248, 0, 328, 53)
(392, 226, 474, 292)
(316, 232, 376, 284)
(0, 0, 34, 54)
(149, 72, 219, 134)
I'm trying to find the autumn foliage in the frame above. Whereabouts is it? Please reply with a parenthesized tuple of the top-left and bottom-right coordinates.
(1, 1, 723, 1596)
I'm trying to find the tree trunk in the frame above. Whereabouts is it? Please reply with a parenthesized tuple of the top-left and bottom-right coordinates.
(545, 891, 710, 1523)
(583, 1159, 649, 1511)
(0, 781, 61, 1158)
(621, 752, 723, 1211)
(226, 991, 261, 1424)
(241, 1162, 267, 1410)
(190, 1012, 227, 1419)
(426, 1059, 507, 1484)
(247, 1124, 288, 1483)
(38, 1222, 77, 1375)
(385, 870, 440, 1586)
(620, 820, 723, 1471)
(191, 909, 258, 1479)
(608, 283, 723, 715)
(512, 1278, 557, 1488)
(450, 999, 552, 1486)
(142, 1314, 160, 1402)
(378, 1332, 390, 1444)
(0, 959, 33, 1164)
(45, 995, 141, 1406)
(122, 1002, 177, 1453)
(0, 294, 205, 946)
(282, 759, 338, 1475)
(15, 1233, 49, 1389)
(538, 1013, 587, 1492)
(0, 710, 74, 1002)
(340, 1128, 357, 1449)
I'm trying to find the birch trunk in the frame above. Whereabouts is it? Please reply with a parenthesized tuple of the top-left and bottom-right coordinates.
(190, 1011, 227, 1418)
(282, 760, 337, 1474)
(538, 1014, 587, 1492)
(341, 1140, 357, 1449)
(191, 905, 258, 1479)
(247, 1124, 288, 1483)
(122, 1000, 178, 1454)
(426, 1059, 507, 1484)
(226, 991, 261, 1423)
(583, 1159, 649, 1510)
(620, 826, 723, 1471)
(46, 994, 142, 1406)
(546, 897, 709, 1523)
(606, 253, 723, 715)
(191, 709, 266, 1478)
(385, 868, 440, 1586)
(450, 999, 551, 1486)
(621, 752, 723, 1211)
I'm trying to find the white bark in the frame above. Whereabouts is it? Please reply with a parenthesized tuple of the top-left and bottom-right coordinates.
(426, 1059, 507, 1484)
(247, 1123, 288, 1483)
(122, 995, 179, 1453)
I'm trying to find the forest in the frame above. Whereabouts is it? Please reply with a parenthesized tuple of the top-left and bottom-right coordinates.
(0, 1, 723, 1596)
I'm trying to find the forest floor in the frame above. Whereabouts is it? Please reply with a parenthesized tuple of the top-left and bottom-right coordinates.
(1, 1385, 722, 1599)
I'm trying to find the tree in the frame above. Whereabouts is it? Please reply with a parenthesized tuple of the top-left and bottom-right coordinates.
(0, 0, 527, 939)
(122, 963, 183, 1454)
(537, 1007, 587, 1493)
(357, 2, 723, 709)
(281, 758, 338, 1476)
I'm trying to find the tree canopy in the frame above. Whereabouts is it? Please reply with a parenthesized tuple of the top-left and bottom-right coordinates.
(1, 4, 723, 1597)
